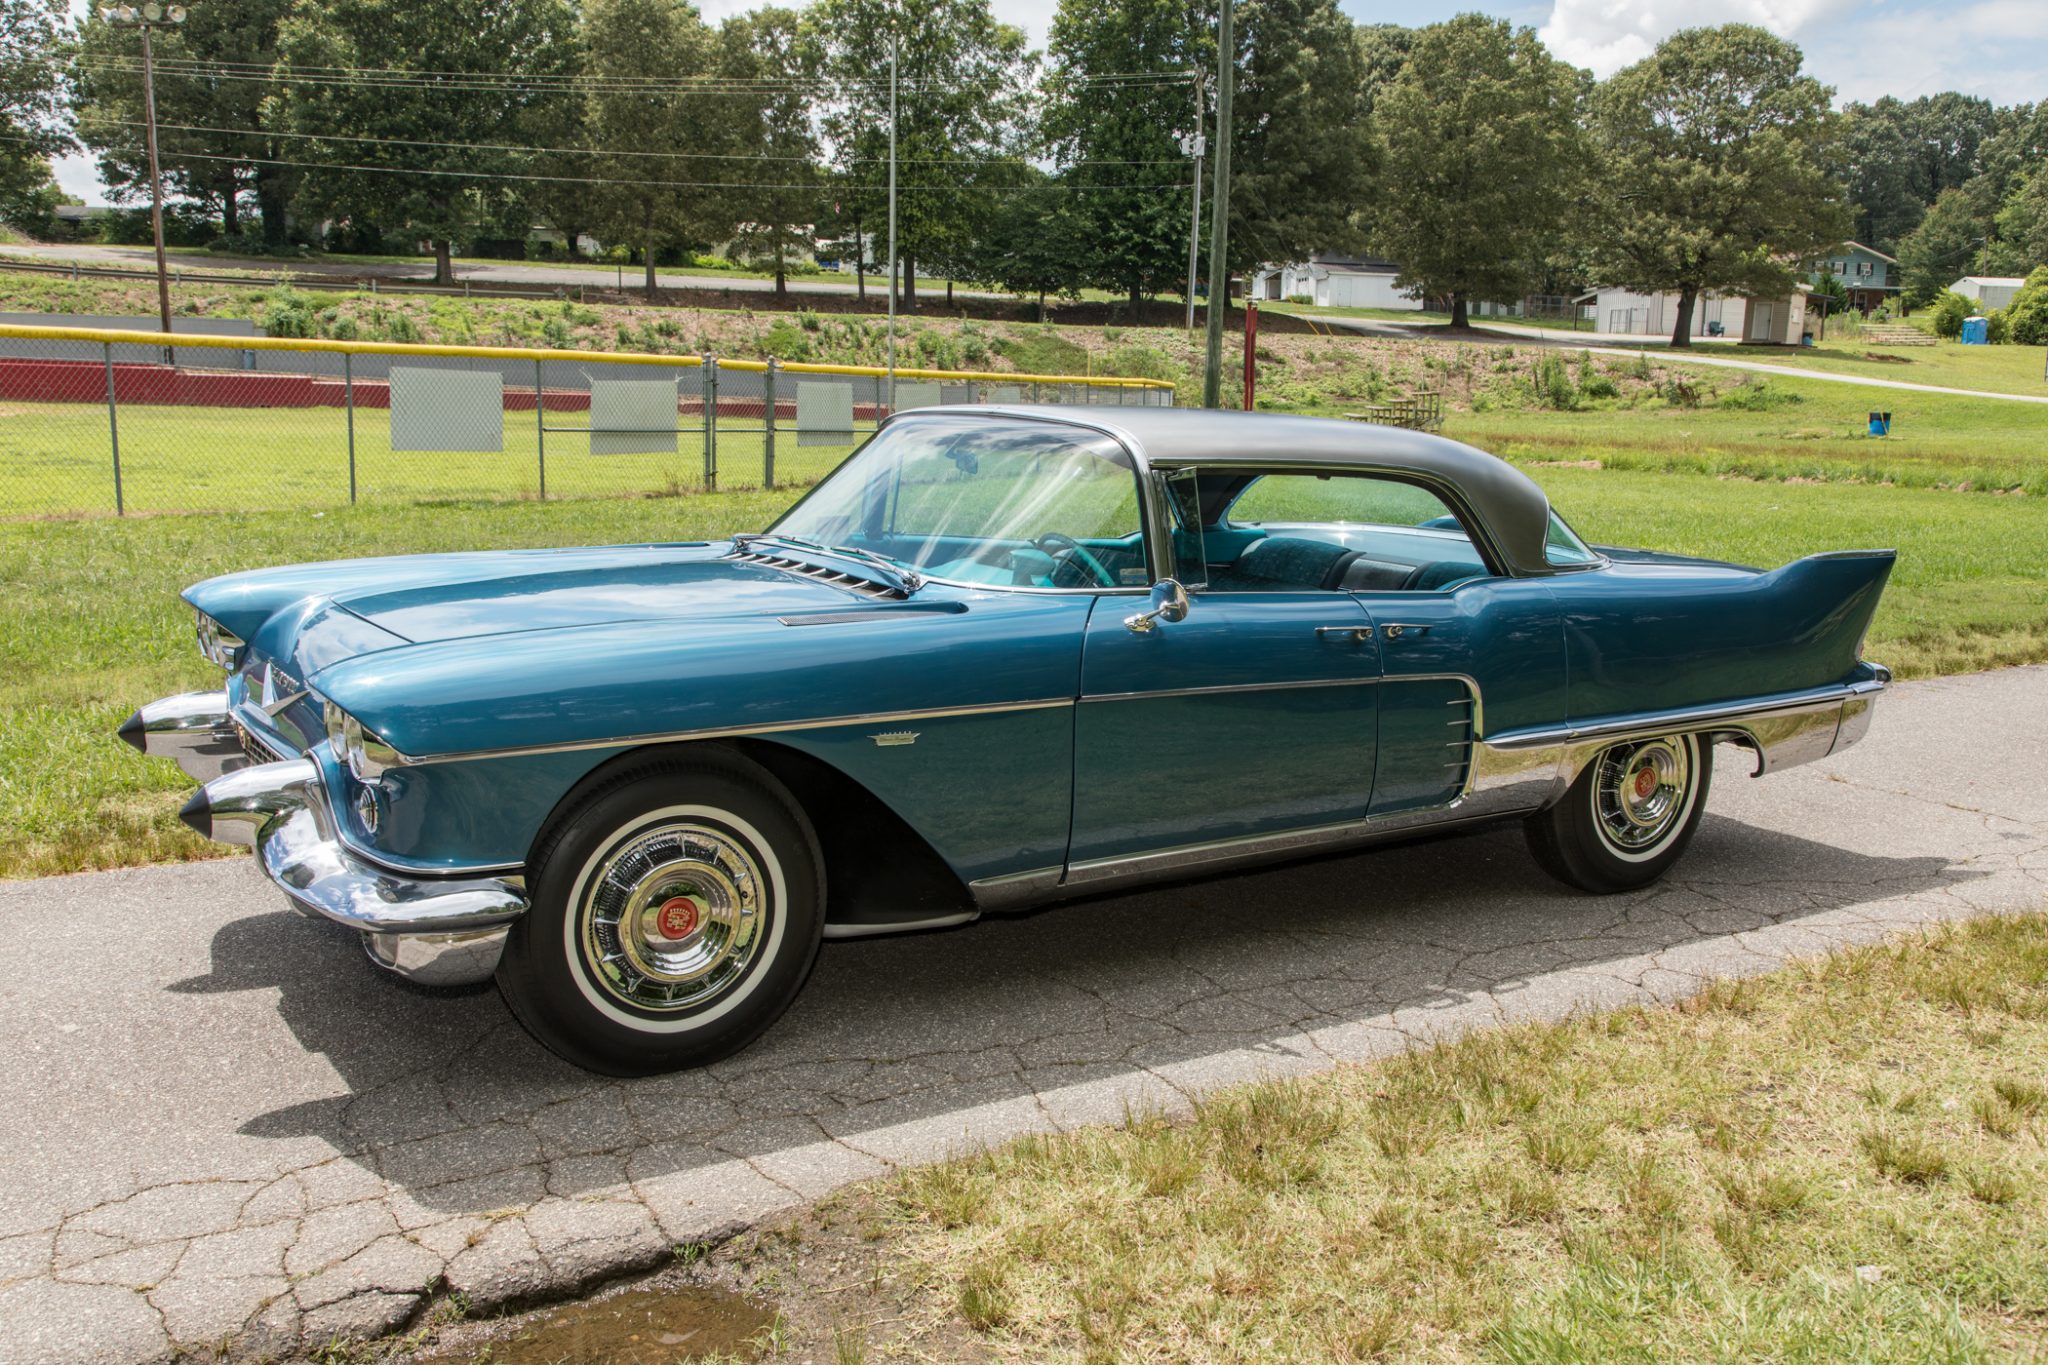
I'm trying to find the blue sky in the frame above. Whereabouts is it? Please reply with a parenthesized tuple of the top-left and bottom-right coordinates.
(53, 0, 2046, 202)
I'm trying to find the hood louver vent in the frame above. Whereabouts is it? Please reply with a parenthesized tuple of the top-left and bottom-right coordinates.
(731, 549, 910, 600)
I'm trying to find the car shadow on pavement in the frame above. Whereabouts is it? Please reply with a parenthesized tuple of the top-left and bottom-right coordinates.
(170, 811, 1978, 1213)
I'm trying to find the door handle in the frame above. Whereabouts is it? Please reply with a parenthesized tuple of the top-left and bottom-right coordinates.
(1380, 623, 1432, 641)
(1314, 625, 1372, 644)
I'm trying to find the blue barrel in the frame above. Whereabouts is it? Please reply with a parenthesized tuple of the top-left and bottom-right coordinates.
(1961, 315, 1988, 344)
(1868, 411, 1892, 436)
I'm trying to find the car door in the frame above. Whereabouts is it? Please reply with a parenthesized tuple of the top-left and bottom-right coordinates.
(1067, 469, 1382, 870)
(1347, 579, 1564, 817)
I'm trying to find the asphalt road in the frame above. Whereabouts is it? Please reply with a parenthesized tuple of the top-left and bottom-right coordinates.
(0, 242, 1008, 301)
(2, 666, 2044, 1362)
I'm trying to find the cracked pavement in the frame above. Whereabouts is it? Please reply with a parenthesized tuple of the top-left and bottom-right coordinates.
(3, 666, 2044, 1362)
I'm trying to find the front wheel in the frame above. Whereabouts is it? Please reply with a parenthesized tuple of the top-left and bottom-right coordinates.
(497, 750, 825, 1076)
(1526, 733, 1712, 893)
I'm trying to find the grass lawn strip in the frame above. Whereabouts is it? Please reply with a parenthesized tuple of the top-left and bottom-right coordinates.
(677, 913, 2048, 1363)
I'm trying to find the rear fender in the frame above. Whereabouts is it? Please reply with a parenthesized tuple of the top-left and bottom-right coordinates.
(1558, 549, 1894, 722)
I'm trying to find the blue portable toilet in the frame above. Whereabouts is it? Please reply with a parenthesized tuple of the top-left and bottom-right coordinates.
(1960, 315, 1989, 344)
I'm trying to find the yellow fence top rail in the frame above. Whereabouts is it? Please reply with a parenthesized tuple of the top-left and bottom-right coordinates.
(0, 323, 1177, 391)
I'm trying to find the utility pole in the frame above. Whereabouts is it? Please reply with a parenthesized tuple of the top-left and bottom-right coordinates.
(1181, 73, 1206, 335)
(101, 3, 188, 346)
(886, 34, 899, 410)
(1201, 0, 1234, 408)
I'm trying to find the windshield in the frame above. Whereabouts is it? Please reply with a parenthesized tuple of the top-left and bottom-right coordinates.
(768, 415, 1149, 590)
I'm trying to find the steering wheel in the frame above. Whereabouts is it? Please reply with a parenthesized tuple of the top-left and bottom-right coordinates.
(1032, 533, 1118, 589)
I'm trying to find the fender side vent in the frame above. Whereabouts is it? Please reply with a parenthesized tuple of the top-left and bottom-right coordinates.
(732, 549, 909, 600)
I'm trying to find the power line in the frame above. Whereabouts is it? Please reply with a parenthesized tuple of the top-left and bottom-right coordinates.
(93, 118, 1190, 167)
(132, 141, 1194, 194)
(66, 54, 1195, 95)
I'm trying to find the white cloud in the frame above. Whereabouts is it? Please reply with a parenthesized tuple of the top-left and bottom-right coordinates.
(1536, 0, 2048, 106)
(1537, 0, 1858, 76)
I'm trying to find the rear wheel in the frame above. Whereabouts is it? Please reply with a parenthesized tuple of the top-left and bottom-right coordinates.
(1526, 733, 1711, 893)
(497, 750, 825, 1075)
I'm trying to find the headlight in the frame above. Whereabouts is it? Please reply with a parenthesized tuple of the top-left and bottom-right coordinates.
(322, 699, 400, 783)
(195, 611, 243, 670)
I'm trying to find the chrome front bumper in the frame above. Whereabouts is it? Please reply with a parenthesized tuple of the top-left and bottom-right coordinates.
(125, 692, 528, 987)
(118, 690, 251, 782)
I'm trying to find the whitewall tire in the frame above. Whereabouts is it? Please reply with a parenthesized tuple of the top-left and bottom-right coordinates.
(1526, 733, 1712, 893)
(497, 749, 825, 1075)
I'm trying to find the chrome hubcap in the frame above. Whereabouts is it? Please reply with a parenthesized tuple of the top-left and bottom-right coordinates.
(1593, 736, 1693, 852)
(580, 823, 765, 1011)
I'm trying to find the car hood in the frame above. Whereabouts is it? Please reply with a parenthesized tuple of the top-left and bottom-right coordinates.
(331, 552, 866, 644)
(186, 541, 885, 650)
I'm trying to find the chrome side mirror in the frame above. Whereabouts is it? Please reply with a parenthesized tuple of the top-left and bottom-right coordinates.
(1124, 579, 1190, 634)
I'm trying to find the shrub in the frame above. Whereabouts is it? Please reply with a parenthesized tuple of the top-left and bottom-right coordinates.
(259, 284, 317, 338)
(1579, 373, 1620, 400)
(1287, 292, 1314, 305)
(1718, 378, 1803, 411)
(1530, 352, 1577, 410)
(759, 318, 811, 360)
(383, 311, 421, 343)
(2002, 276, 2048, 346)
(1926, 290, 1974, 339)
(1984, 309, 2011, 344)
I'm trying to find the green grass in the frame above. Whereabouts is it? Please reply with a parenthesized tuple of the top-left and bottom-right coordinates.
(1446, 368, 2048, 496)
(1684, 337, 2048, 399)
(0, 402, 859, 519)
(744, 913, 2048, 1362)
(4, 459, 2044, 878)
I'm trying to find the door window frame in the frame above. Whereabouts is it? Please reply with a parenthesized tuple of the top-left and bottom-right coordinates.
(1142, 460, 1515, 591)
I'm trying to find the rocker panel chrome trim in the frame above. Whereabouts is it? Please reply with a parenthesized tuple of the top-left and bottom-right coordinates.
(822, 911, 981, 939)
(397, 697, 1078, 766)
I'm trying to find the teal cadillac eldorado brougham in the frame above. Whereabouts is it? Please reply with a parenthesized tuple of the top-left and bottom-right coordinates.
(121, 407, 1892, 1074)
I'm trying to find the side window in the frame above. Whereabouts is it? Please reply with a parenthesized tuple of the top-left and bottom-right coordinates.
(1201, 471, 1492, 594)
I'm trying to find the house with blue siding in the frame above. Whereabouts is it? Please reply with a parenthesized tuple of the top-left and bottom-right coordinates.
(1815, 242, 1899, 313)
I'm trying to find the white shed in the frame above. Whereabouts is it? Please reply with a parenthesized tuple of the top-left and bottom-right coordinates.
(1576, 285, 1808, 343)
(1251, 254, 1426, 311)
(1950, 276, 2027, 311)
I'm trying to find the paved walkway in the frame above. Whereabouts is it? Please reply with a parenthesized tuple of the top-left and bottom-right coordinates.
(2, 667, 2043, 1362)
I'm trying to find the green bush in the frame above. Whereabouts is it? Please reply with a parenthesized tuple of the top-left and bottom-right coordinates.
(1984, 309, 2011, 345)
(2002, 272, 2048, 346)
(1530, 353, 1577, 410)
(1287, 293, 1314, 305)
(259, 284, 317, 338)
(1717, 378, 1803, 411)
(1579, 373, 1620, 401)
(759, 319, 811, 360)
(1926, 290, 1974, 339)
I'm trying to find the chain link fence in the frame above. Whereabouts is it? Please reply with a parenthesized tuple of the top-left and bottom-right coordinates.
(0, 325, 1175, 520)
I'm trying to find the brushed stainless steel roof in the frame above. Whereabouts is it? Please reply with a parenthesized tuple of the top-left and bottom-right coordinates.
(902, 405, 1560, 577)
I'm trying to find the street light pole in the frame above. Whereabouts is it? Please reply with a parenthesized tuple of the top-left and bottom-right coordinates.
(885, 33, 898, 410)
(1180, 80, 1205, 335)
(101, 4, 188, 342)
(1201, 0, 1234, 409)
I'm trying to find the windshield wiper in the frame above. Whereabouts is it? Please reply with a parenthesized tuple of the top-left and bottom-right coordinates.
(735, 533, 925, 594)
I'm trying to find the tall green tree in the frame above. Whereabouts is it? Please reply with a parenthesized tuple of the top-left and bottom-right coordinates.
(73, 0, 295, 245)
(716, 7, 826, 298)
(1897, 185, 1991, 304)
(0, 0, 70, 231)
(580, 0, 722, 298)
(977, 174, 1087, 313)
(1586, 24, 1848, 347)
(1042, 0, 1200, 311)
(1218, 0, 1374, 275)
(811, 0, 1034, 310)
(1828, 93, 2003, 253)
(277, 0, 577, 282)
(1367, 16, 1584, 328)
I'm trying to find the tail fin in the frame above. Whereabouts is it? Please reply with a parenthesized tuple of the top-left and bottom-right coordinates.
(1756, 549, 1895, 679)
